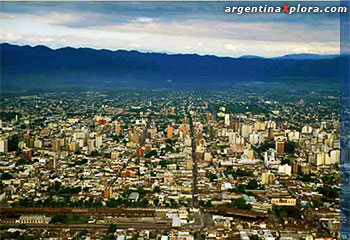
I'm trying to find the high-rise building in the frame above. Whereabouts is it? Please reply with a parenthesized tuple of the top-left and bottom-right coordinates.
(28, 139, 34, 148)
(69, 141, 79, 152)
(145, 143, 152, 154)
(301, 125, 313, 134)
(207, 113, 214, 122)
(167, 125, 173, 139)
(234, 121, 240, 132)
(34, 139, 42, 149)
(186, 159, 193, 170)
(130, 131, 142, 144)
(51, 139, 61, 152)
(317, 152, 326, 166)
(266, 120, 276, 129)
(59, 138, 65, 148)
(111, 151, 118, 159)
(48, 158, 58, 170)
(330, 150, 340, 164)
(262, 171, 275, 184)
(0, 137, 8, 153)
(115, 122, 121, 135)
(254, 121, 265, 131)
(104, 188, 111, 199)
(204, 152, 211, 162)
(247, 149, 254, 159)
(249, 132, 263, 145)
(22, 148, 32, 160)
(241, 124, 252, 138)
(88, 139, 95, 154)
(224, 114, 230, 127)
(136, 147, 144, 157)
(278, 164, 292, 175)
(268, 128, 274, 140)
(95, 135, 103, 149)
(276, 141, 285, 154)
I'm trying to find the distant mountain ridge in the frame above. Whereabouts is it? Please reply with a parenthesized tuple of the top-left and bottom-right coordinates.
(0, 43, 340, 91)
(240, 53, 338, 60)
(273, 53, 338, 60)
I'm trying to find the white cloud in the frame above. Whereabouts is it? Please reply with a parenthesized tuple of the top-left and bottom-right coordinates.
(1, 12, 82, 25)
(134, 17, 158, 23)
(92, 19, 339, 43)
(225, 44, 236, 51)
(0, 10, 340, 57)
(130, 43, 141, 48)
(0, 33, 23, 42)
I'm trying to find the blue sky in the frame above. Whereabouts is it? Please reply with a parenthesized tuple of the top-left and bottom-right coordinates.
(0, 1, 341, 57)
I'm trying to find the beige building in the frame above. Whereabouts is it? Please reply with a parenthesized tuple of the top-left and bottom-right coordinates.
(262, 171, 275, 185)
(271, 197, 297, 206)
(0, 137, 8, 153)
(186, 159, 193, 170)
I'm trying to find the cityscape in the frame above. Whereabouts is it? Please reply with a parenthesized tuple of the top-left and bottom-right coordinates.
(0, 1, 349, 240)
(0, 90, 342, 239)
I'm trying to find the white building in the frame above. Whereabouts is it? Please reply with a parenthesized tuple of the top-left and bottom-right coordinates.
(224, 114, 230, 127)
(278, 164, 292, 175)
(95, 135, 103, 149)
(0, 137, 8, 153)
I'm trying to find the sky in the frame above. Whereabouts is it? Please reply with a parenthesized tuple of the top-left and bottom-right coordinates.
(0, 1, 341, 57)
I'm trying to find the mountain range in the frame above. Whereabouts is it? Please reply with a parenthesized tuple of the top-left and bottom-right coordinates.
(240, 54, 338, 60)
(0, 43, 340, 91)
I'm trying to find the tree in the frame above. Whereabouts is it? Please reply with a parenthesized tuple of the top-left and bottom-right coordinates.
(145, 150, 157, 158)
(140, 199, 149, 207)
(0, 172, 13, 180)
(250, 235, 261, 240)
(50, 214, 68, 224)
(274, 206, 301, 220)
(131, 235, 139, 240)
(159, 159, 169, 168)
(16, 158, 29, 166)
(285, 141, 296, 154)
(153, 186, 161, 193)
(108, 224, 116, 233)
(246, 179, 258, 190)
(233, 197, 252, 210)
(237, 184, 246, 193)
(19, 224, 27, 229)
(317, 186, 339, 199)
(281, 158, 290, 165)
(89, 150, 99, 157)
(321, 176, 335, 184)
(149, 233, 156, 239)
(312, 199, 321, 208)
(205, 200, 212, 207)
(170, 199, 178, 207)
(153, 198, 160, 206)
(256, 141, 275, 153)
(137, 186, 147, 195)
(8, 135, 20, 152)
(208, 174, 217, 182)
(299, 173, 312, 182)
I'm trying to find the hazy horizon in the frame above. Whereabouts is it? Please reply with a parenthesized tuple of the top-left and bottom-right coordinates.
(0, 42, 340, 59)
